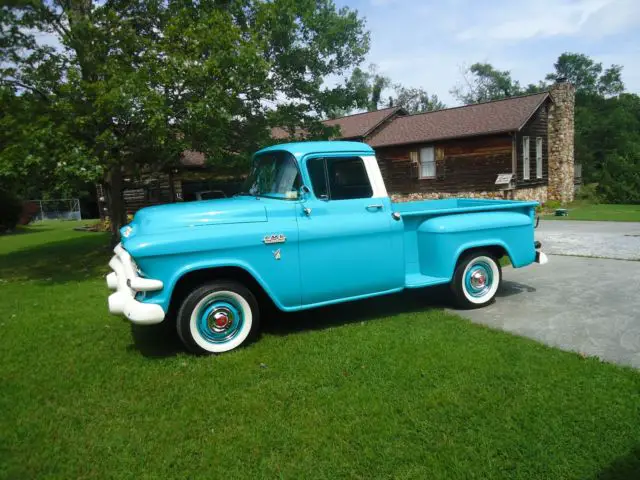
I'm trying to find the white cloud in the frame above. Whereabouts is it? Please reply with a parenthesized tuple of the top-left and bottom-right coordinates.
(457, 0, 640, 42)
(336, 0, 640, 104)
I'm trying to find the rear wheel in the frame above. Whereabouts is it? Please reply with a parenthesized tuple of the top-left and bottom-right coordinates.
(176, 281, 259, 354)
(450, 251, 501, 309)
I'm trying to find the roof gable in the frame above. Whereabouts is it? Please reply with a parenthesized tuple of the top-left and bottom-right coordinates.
(270, 106, 405, 141)
(322, 106, 405, 139)
(368, 93, 550, 148)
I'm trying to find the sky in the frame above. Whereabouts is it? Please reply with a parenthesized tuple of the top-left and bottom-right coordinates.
(335, 0, 640, 106)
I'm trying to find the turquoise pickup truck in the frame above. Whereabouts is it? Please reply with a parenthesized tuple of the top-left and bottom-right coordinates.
(107, 141, 546, 354)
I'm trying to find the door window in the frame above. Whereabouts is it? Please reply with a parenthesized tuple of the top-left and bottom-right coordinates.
(307, 157, 372, 200)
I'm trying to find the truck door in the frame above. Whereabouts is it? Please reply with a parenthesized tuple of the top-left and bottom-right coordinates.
(297, 155, 403, 306)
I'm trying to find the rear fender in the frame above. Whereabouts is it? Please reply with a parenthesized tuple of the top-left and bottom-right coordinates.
(416, 210, 535, 279)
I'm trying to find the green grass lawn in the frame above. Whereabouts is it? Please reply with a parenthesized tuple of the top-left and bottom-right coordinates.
(2, 221, 640, 479)
(542, 202, 640, 222)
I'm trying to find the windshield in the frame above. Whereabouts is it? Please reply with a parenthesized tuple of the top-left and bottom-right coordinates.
(242, 151, 301, 200)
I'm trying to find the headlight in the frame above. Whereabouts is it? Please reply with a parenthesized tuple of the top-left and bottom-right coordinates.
(122, 226, 133, 238)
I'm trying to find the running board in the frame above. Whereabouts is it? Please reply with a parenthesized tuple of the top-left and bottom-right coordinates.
(405, 273, 450, 289)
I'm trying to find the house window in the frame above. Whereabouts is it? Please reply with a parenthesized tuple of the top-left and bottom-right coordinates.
(536, 137, 543, 179)
(419, 146, 435, 179)
(522, 136, 530, 180)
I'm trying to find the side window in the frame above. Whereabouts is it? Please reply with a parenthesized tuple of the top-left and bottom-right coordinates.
(307, 158, 328, 199)
(522, 136, 530, 180)
(536, 137, 543, 179)
(327, 157, 373, 200)
(419, 146, 436, 178)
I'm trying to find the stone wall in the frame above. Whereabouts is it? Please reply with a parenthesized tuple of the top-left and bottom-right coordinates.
(391, 185, 548, 204)
(547, 82, 575, 203)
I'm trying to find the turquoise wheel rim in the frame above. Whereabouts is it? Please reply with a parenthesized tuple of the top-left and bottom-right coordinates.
(464, 260, 494, 298)
(196, 296, 244, 344)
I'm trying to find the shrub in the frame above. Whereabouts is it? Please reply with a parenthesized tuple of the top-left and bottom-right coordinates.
(542, 200, 562, 212)
(598, 152, 640, 204)
(0, 190, 23, 232)
(575, 183, 601, 203)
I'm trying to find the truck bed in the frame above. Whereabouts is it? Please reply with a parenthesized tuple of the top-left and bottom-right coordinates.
(394, 198, 539, 217)
(394, 198, 539, 289)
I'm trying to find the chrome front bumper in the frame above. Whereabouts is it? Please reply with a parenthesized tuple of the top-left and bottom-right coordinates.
(106, 244, 165, 325)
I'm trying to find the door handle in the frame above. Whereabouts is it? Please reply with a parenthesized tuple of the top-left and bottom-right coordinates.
(366, 204, 383, 210)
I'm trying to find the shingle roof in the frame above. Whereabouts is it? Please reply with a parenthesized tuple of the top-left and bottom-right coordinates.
(270, 106, 404, 141)
(322, 107, 404, 139)
(368, 93, 550, 148)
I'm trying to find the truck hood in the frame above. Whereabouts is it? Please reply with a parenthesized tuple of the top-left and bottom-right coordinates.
(122, 197, 267, 237)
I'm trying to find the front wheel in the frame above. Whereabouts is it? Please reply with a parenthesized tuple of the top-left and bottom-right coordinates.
(450, 252, 501, 309)
(176, 281, 260, 354)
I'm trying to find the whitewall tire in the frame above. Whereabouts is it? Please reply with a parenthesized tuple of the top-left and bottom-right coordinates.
(450, 252, 501, 309)
(177, 281, 259, 354)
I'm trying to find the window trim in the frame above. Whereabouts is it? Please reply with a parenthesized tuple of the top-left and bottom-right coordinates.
(306, 157, 330, 200)
(522, 136, 530, 181)
(418, 146, 436, 179)
(536, 137, 543, 179)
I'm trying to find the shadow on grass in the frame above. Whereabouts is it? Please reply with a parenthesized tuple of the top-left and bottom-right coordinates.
(128, 287, 451, 358)
(0, 234, 111, 283)
(128, 321, 186, 358)
(262, 285, 451, 336)
(0, 225, 54, 236)
(595, 446, 640, 480)
(128, 278, 535, 358)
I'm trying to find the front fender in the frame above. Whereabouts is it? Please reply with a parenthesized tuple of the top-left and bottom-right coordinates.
(141, 257, 294, 313)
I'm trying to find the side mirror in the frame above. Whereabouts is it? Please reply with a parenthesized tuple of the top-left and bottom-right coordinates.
(299, 185, 311, 200)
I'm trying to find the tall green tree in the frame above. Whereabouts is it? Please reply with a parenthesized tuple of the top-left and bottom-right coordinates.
(451, 63, 546, 104)
(1, 0, 369, 238)
(388, 86, 445, 114)
(546, 53, 624, 97)
(335, 64, 390, 115)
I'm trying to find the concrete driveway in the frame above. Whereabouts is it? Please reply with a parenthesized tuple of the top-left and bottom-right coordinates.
(453, 220, 640, 368)
(537, 219, 640, 260)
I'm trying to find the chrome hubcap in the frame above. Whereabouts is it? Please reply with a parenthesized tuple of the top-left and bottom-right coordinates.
(207, 307, 234, 333)
(470, 270, 487, 289)
(464, 260, 494, 298)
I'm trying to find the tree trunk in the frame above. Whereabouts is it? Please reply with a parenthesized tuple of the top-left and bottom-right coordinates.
(106, 166, 127, 245)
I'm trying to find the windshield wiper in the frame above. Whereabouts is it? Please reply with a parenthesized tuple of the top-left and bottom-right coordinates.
(233, 191, 254, 197)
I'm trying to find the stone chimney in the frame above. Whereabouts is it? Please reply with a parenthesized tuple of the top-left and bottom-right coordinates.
(547, 80, 575, 203)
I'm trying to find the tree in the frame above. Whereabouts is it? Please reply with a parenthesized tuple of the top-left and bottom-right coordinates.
(389, 85, 445, 113)
(338, 64, 390, 114)
(451, 63, 524, 104)
(451, 63, 548, 105)
(545, 53, 624, 97)
(1, 0, 369, 239)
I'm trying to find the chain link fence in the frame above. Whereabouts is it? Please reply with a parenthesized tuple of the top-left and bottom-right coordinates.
(27, 199, 82, 221)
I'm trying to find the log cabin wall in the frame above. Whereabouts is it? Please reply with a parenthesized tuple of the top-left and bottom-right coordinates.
(515, 101, 549, 188)
(121, 172, 181, 215)
(376, 134, 514, 196)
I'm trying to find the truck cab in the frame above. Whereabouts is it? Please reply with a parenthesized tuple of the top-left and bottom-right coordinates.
(107, 141, 546, 354)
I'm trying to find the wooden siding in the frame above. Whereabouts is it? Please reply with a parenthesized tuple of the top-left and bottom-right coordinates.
(376, 134, 514, 195)
(515, 101, 549, 187)
(121, 173, 181, 214)
(115, 170, 245, 214)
